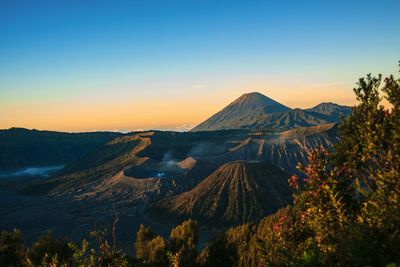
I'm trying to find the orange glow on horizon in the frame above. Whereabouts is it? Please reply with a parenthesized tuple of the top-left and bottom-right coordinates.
(0, 84, 361, 132)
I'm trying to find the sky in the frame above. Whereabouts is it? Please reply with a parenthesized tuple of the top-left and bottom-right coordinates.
(0, 0, 399, 132)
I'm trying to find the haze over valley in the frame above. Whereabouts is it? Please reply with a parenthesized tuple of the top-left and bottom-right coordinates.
(0, 92, 348, 248)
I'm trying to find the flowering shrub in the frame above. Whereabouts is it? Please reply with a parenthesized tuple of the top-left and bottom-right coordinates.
(276, 64, 400, 266)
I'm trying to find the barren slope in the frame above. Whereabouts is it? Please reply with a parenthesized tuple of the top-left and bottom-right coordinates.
(146, 161, 292, 226)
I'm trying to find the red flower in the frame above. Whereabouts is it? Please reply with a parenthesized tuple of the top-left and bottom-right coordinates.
(288, 175, 299, 189)
(273, 223, 281, 233)
(279, 215, 287, 223)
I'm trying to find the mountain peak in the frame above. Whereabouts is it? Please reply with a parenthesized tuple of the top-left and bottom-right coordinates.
(311, 102, 341, 108)
(232, 92, 288, 108)
(190, 92, 351, 132)
(234, 92, 268, 101)
(306, 102, 352, 118)
(190, 92, 290, 132)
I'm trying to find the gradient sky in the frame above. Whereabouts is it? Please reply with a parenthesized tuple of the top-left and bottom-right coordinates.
(1, 0, 399, 132)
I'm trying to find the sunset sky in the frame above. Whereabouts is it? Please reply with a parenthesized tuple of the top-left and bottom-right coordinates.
(1, 0, 399, 132)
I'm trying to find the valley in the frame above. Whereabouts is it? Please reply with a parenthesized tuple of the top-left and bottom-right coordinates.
(0, 93, 349, 250)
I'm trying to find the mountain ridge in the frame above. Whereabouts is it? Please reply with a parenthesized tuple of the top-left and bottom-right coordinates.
(191, 92, 351, 132)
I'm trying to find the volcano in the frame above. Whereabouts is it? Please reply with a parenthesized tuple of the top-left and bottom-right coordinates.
(191, 92, 351, 131)
(191, 92, 290, 131)
(146, 161, 293, 226)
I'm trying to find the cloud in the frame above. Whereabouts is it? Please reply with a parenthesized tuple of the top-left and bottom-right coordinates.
(168, 124, 196, 132)
(192, 84, 206, 89)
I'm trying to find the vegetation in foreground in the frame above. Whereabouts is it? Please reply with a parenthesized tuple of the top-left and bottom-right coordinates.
(1, 66, 399, 266)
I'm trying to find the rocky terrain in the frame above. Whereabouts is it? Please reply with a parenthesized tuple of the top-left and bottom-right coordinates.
(29, 123, 339, 208)
(146, 161, 292, 226)
(0, 92, 351, 246)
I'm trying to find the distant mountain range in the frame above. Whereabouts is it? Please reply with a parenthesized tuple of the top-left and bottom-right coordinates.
(0, 128, 121, 171)
(191, 92, 351, 131)
(16, 122, 337, 229)
(0, 92, 352, 230)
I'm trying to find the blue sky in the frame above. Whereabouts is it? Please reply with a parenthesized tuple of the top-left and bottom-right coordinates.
(0, 0, 399, 131)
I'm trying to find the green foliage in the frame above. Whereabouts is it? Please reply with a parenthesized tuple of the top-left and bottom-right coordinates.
(28, 232, 75, 266)
(89, 227, 129, 267)
(0, 229, 28, 267)
(255, 63, 400, 266)
(0, 229, 131, 267)
(169, 219, 198, 267)
(132, 220, 199, 267)
(196, 233, 236, 267)
(134, 224, 167, 266)
(135, 224, 156, 260)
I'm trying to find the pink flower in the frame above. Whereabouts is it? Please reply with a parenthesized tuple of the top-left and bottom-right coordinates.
(288, 175, 299, 189)
(273, 223, 280, 233)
